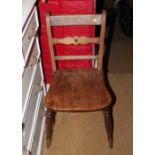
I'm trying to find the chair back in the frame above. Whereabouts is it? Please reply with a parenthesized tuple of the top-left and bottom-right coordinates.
(45, 10, 106, 72)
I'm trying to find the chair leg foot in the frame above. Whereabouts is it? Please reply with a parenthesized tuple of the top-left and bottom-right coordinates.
(103, 107, 113, 149)
(45, 109, 56, 148)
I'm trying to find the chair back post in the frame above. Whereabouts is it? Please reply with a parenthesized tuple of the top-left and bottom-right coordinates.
(97, 10, 106, 71)
(45, 11, 57, 72)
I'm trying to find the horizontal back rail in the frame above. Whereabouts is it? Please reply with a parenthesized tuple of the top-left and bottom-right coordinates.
(53, 36, 99, 45)
(55, 55, 98, 60)
(50, 14, 102, 26)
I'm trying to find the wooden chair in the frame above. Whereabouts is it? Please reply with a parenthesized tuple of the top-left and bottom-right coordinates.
(44, 10, 113, 149)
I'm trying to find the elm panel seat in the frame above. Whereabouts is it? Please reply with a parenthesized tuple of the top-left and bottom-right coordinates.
(44, 69, 112, 111)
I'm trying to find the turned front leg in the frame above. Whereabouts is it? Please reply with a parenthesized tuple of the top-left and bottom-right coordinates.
(103, 107, 113, 148)
(45, 109, 56, 148)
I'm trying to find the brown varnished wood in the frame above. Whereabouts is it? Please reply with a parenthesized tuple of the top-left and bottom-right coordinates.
(53, 36, 99, 45)
(44, 69, 112, 111)
(46, 11, 57, 72)
(55, 55, 97, 60)
(50, 14, 102, 26)
(103, 107, 113, 148)
(97, 10, 106, 71)
(42, 0, 46, 3)
(45, 109, 56, 148)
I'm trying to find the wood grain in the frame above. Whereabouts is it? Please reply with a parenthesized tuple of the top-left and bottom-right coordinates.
(97, 10, 106, 71)
(103, 107, 113, 148)
(42, 0, 46, 3)
(46, 11, 57, 71)
(55, 55, 97, 60)
(53, 36, 99, 45)
(45, 109, 56, 148)
(50, 14, 102, 26)
(44, 69, 112, 111)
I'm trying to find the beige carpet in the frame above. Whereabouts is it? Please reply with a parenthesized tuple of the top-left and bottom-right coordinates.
(42, 73, 133, 155)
